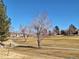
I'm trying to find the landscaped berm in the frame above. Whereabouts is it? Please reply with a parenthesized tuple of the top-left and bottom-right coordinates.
(0, 36, 79, 59)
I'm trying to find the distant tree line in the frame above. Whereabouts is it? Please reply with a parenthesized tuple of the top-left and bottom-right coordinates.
(48, 24, 79, 36)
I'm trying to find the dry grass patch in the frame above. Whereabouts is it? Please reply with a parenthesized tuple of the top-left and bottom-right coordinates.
(1, 36, 79, 59)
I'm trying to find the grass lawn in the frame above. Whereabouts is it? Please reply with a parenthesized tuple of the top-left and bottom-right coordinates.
(0, 36, 79, 59)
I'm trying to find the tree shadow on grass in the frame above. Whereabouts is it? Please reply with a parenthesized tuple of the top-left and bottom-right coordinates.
(15, 45, 38, 49)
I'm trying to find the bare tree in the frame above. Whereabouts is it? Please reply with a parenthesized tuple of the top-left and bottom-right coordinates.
(48, 30, 52, 36)
(31, 12, 51, 48)
(19, 25, 27, 41)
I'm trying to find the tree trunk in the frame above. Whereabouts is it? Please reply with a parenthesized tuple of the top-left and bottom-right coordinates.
(37, 35, 40, 48)
(23, 33, 26, 42)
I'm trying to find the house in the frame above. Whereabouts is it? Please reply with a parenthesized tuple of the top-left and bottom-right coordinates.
(10, 32, 27, 38)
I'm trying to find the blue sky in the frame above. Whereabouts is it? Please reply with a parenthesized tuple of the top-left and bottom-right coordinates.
(4, 0, 79, 31)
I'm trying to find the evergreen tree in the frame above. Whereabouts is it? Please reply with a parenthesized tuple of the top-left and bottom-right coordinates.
(0, 0, 11, 42)
(54, 26, 60, 35)
(68, 24, 77, 35)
